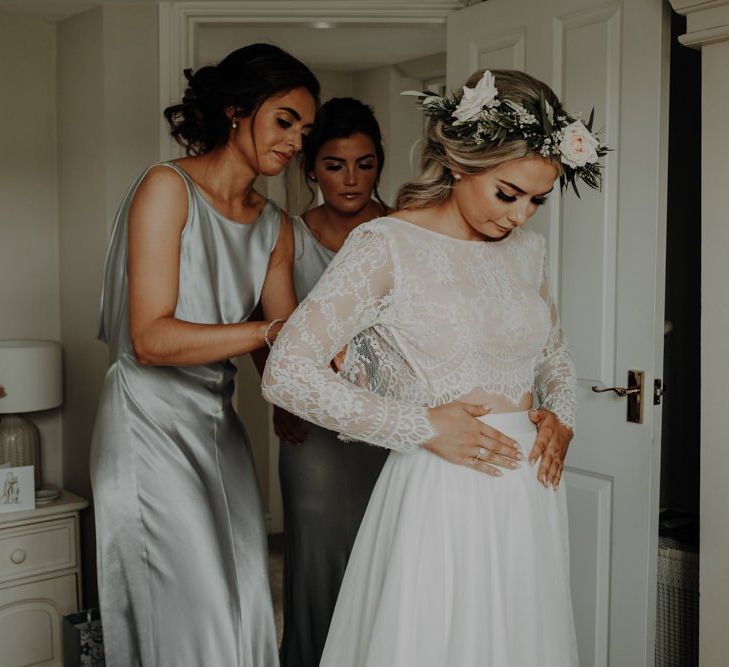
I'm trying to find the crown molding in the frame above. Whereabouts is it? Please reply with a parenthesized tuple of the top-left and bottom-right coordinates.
(668, 0, 729, 14)
(163, 1, 467, 23)
(668, 0, 729, 48)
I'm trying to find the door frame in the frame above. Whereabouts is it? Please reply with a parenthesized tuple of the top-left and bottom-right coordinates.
(158, 1, 468, 159)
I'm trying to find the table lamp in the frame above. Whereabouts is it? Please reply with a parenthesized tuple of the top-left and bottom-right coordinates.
(0, 340, 63, 490)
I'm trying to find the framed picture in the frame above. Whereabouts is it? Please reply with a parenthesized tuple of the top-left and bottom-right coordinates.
(0, 465, 35, 513)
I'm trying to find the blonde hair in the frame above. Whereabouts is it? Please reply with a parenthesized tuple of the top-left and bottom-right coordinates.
(396, 69, 563, 210)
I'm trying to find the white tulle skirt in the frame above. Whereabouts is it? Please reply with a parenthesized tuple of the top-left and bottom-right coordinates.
(319, 411, 579, 667)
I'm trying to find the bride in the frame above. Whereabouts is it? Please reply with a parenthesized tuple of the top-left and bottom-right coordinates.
(263, 68, 605, 666)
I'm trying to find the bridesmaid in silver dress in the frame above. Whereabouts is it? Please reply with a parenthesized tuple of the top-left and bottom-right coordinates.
(90, 44, 318, 666)
(276, 98, 389, 667)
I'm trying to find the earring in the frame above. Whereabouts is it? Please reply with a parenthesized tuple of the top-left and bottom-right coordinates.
(232, 120, 238, 130)
(453, 173, 462, 180)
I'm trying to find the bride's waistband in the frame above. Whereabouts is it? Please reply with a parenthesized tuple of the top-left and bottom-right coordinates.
(477, 410, 535, 436)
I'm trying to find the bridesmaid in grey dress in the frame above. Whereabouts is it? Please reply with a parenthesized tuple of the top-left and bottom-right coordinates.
(276, 98, 389, 667)
(90, 44, 318, 666)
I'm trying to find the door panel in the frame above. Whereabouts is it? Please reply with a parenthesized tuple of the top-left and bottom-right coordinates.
(474, 31, 526, 71)
(564, 468, 613, 666)
(559, 6, 621, 386)
(448, 2, 668, 666)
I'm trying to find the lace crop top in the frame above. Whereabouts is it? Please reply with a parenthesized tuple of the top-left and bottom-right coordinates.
(262, 217, 576, 453)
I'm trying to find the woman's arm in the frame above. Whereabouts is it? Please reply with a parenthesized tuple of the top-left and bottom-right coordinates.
(250, 211, 298, 375)
(127, 166, 277, 366)
(259, 210, 298, 322)
(262, 226, 433, 450)
(251, 211, 311, 443)
(533, 244, 577, 430)
(530, 240, 577, 487)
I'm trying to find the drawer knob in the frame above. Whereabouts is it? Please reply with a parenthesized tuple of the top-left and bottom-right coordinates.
(10, 548, 27, 564)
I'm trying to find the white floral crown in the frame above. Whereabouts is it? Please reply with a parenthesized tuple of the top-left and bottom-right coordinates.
(403, 71, 607, 195)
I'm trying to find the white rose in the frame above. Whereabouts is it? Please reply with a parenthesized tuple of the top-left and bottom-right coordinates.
(558, 120, 599, 168)
(452, 70, 499, 124)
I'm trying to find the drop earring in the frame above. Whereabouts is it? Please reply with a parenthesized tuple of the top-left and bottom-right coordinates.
(231, 119, 238, 130)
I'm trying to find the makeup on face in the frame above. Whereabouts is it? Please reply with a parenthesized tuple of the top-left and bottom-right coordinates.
(313, 133, 379, 215)
(237, 88, 316, 176)
(454, 157, 558, 241)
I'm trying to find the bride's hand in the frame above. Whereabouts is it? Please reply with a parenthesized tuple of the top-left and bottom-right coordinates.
(330, 345, 348, 372)
(424, 402, 522, 476)
(527, 409, 573, 489)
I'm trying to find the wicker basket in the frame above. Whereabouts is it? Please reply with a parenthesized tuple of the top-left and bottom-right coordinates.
(655, 536, 699, 666)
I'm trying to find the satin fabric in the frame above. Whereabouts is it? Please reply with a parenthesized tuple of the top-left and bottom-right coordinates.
(278, 217, 388, 667)
(90, 162, 279, 667)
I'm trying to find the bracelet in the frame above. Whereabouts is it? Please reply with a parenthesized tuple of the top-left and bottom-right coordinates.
(263, 319, 285, 349)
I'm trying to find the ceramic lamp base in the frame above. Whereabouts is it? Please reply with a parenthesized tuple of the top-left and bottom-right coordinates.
(0, 414, 41, 490)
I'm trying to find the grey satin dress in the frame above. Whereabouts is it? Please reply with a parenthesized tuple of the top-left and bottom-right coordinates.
(278, 216, 388, 667)
(90, 162, 279, 667)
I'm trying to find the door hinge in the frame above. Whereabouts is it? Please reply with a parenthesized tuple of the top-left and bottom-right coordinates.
(654, 379, 664, 405)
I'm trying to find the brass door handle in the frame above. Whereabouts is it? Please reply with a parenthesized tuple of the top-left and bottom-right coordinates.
(591, 370, 645, 423)
(591, 385, 640, 397)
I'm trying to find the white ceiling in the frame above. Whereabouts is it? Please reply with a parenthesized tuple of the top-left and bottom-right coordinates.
(0, 0, 155, 22)
(196, 23, 446, 73)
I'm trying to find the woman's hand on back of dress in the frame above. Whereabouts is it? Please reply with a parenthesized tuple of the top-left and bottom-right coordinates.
(425, 402, 522, 476)
(527, 408, 573, 490)
(274, 406, 309, 445)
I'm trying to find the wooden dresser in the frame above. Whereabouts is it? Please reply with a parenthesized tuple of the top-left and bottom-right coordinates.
(0, 491, 88, 666)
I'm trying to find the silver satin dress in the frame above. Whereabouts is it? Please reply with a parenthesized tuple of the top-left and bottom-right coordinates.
(90, 162, 279, 667)
(278, 216, 388, 667)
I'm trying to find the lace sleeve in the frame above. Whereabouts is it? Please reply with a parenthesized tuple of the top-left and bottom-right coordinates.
(534, 246, 577, 431)
(338, 331, 415, 396)
(261, 226, 436, 452)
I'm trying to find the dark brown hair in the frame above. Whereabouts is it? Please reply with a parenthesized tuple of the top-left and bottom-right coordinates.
(164, 43, 320, 156)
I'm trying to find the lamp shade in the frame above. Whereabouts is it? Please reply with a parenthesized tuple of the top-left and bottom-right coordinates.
(0, 340, 63, 414)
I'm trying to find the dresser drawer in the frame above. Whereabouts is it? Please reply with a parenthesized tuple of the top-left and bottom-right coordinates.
(0, 518, 77, 582)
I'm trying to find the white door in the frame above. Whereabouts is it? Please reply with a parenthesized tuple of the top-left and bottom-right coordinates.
(447, 1, 669, 666)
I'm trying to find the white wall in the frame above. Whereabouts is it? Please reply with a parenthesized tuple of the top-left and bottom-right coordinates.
(57, 7, 107, 503)
(57, 5, 159, 501)
(315, 68, 353, 101)
(388, 69, 425, 205)
(352, 65, 423, 205)
(352, 67, 393, 201)
(0, 12, 63, 488)
(56, 4, 159, 603)
(101, 6, 162, 225)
